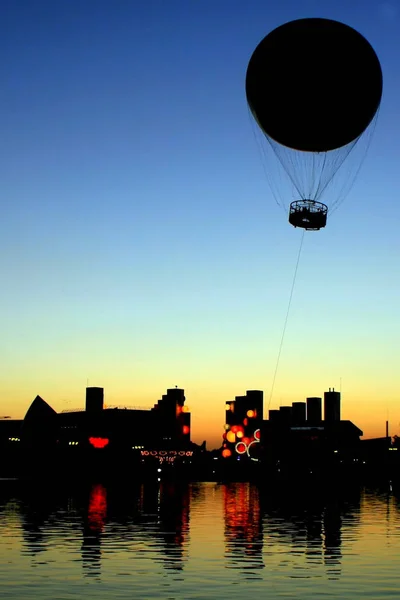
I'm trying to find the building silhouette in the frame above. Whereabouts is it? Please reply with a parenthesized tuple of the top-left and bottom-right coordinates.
(223, 390, 263, 461)
(222, 387, 364, 478)
(0, 387, 195, 478)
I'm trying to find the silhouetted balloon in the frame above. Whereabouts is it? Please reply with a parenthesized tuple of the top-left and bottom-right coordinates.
(246, 18, 383, 152)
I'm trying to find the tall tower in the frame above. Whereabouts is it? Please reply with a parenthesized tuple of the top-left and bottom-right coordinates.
(292, 402, 306, 424)
(324, 388, 341, 422)
(85, 387, 104, 414)
(223, 390, 263, 459)
(306, 397, 322, 422)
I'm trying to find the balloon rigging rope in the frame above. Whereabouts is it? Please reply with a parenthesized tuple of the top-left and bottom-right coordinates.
(267, 229, 305, 413)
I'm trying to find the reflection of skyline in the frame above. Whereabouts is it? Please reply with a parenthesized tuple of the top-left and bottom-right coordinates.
(0, 480, 193, 578)
(81, 481, 192, 576)
(0, 480, 399, 586)
(81, 484, 107, 578)
(260, 485, 363, 580)
(223, 483, 264, 574)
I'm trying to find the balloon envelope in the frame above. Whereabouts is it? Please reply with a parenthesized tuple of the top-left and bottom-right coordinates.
(246, 18, 383, 152)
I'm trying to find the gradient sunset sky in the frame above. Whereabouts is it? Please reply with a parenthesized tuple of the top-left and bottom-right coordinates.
(1, 0, 399, 450)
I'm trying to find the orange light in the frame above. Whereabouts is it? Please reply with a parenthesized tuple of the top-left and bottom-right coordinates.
(182, 406, 189, 413)
(89, 437, 109, 449)
(226, 431, 236, 443)
(247, 410, 255, 418)
(236, 431, 244, 439)
(222, 448, 232, 458)
(183, 425, 190, 435)
(225, 403, 231, 410)
(224, 424, 230, 431)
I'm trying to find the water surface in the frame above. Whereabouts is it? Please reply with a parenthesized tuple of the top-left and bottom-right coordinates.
(0, 479, 399, 599)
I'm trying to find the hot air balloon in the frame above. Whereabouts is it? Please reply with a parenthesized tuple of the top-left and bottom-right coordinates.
(246, 18, 383, 230)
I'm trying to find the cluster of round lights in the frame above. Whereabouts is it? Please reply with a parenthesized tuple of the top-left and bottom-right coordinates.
(222, 429, 261, 461)
(235, 429, 260, 459)
(223, 408, 260, 460)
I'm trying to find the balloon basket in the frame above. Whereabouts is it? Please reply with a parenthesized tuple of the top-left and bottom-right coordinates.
(289, 200, 328, 231)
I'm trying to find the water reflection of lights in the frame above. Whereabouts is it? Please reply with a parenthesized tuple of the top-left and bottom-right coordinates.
(88, 484, 107, 532)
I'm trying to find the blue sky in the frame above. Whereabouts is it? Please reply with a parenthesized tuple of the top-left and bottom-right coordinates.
(1, 0, 400, 448)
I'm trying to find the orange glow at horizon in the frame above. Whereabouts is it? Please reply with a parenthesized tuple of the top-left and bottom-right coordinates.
(3, 378, 400, 451)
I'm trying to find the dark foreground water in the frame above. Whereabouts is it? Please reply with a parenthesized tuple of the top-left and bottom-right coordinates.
(0, 479, 399, 599)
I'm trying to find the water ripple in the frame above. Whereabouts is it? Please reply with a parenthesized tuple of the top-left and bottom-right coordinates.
(0, 481, 399, 598)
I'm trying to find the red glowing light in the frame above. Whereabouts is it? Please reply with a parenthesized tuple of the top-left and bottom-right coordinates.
(254, 429, 261, 440)
(183, 425, 190, 435)
(235, 442, 247, 455)
(231, 425, 244, 434)
(242, 437, 251, 446)
(89, 437, 109, 449)
(222, 448, 232, 458)
(243, 418, 248, 426)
